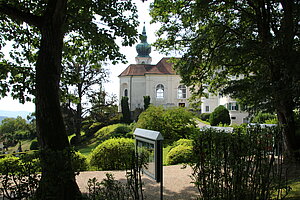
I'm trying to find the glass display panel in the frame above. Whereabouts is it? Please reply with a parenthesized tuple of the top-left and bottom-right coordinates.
(137, 140, 155, 179)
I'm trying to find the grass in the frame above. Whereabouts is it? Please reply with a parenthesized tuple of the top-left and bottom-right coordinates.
(7, 139, 32, 154)
(196, 118, 210, 125)
(286, 180, 300, 199)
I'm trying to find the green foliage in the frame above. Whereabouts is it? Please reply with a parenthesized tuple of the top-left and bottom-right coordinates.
(166, 144, 193, 165)
(251, 112, 277, 124)
(209, 105, 230, 126)
(89, 138, 135, 170)
(136, 105, 197, 143)
(150, 0, 300, 156)
(0, 116, 36, 146)
(143, 96, 151, 110)
(84, 92, 120, 135)
(173, 138, 193, 147)
(95, 123, 133, 141)
(72, 151, 88, 172)
(30, 140, 39, 150)
(86, 152, 147, 200)
(121, 96, 131, 124)
(0, 154, 41, 199)
(199, 113, 211, 122)
(190, 126, 288, 200)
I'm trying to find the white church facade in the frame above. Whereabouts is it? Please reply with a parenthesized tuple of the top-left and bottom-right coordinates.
(119, 26, 248, 124)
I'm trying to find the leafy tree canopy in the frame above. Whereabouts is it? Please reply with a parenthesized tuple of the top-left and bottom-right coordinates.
(0, 0, 139, 102)
(136, 105, 197, 143)
(150, 0, 300, 156)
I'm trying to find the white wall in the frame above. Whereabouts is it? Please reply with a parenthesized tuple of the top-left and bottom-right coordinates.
(119, 74, 191, 111)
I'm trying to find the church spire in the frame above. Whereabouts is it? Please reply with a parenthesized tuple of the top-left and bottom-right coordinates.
(135, 24, 152, 64)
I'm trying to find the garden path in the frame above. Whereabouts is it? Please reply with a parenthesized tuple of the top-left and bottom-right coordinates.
(76, 164, 199, 200)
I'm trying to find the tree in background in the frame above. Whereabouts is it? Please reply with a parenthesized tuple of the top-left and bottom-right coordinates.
(209, 105, 231, 126)
(61, 35, 108, 142)
(150, 1, 300, 158)
(136, 105, 197, 143)
(121, 96, 131, 124)
(143, 96, 150, 110)
(83, 91, 120, 135)
(0, 116, 29, 146)
(0, 1, 139, 198)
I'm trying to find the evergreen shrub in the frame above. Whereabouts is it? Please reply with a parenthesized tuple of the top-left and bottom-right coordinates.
(173, 139, 193, 147)
(95, 123, 133, 140)
(72, 151, 89, 171)
(166, 145, 193, 165)
(209, 105, 230, 126)
(136, 105, 197, 144)
(199, 113, 211, 122)
(89, 138, 135, 170)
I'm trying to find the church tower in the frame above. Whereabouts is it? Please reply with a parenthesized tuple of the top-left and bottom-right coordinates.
(135, 25, 152, 64)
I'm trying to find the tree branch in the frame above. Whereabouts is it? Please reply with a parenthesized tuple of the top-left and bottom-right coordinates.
(0, 3, 42, 28)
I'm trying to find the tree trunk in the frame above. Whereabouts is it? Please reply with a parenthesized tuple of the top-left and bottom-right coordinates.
(75, 95, 82, 143)
(276, 99, 300, 160)
(34, 1, 81, 199)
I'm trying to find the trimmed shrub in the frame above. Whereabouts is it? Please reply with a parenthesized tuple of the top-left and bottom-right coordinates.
(30, 140, 39, 150)
(173, 139, 193, 147)
(89, 138, 135, 170)
(72, 151, 89, 171)
(95, 123, 133, 140)
(113, 124, 132, 138)
(199, 113, 211, 122)
(209, 105, 230, 126)
(166, 145, 193, 165)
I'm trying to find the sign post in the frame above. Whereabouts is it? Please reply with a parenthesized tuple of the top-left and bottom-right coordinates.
(134, 128, 164, 200)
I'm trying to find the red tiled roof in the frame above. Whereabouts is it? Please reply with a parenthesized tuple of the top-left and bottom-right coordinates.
(119, 57, 177, 77)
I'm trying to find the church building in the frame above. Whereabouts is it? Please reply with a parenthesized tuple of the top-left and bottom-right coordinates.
(118, 26, 191, 112)
(119, 26, 248, 124)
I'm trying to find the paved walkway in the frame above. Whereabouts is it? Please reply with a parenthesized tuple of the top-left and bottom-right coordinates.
(76, 165, 199, 200)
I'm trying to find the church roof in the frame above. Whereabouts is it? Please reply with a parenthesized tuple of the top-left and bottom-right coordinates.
(119, 58, 177, 77)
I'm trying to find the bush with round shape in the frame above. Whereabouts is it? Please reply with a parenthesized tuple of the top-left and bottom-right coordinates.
(72, 151, 89, 171)
(136, 105, 197, 144)
(209, 105, 230, 126)
(199, 113, 211, 122)
(166, 145, 193, 165)
(89, 138, 134, 170)
(173, 139, 193, 147)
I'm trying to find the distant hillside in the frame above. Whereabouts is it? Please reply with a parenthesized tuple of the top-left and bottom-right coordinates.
(0, 110, 32, 119)
(0, 116, 7, 123)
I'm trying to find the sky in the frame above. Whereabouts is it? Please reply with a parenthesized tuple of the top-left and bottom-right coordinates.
(0, 0, 167, 113)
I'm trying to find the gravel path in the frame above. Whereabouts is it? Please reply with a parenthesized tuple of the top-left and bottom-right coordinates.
(76, 165, 199, 200)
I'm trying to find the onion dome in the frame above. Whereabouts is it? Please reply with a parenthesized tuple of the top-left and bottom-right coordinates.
(136, 26, 151, 57)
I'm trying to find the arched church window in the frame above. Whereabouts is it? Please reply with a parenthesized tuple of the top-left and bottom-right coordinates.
(177, 85, 187, 99)
(124, 89, 128, 97)
(156, 84, 164, 99)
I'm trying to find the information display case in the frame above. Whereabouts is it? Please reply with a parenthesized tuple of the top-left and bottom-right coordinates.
(133, 128, 163, 182)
